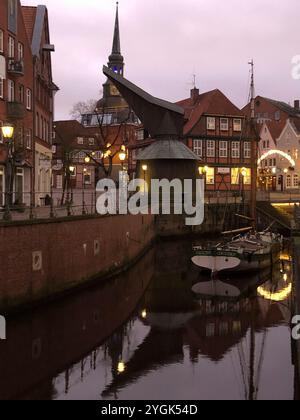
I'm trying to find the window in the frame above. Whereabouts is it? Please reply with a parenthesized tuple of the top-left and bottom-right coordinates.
(219, 141, 228, 158)
(0, 166, 4, 206)
(26, 129, 32, 149)
(84, 171, 91, 185)
(77, 137, 84, 145)
(0, 77, 3, 99)
(244, 142, 251, 158)
(17, 42, 24, 61)
(8, 36, 15, 58)
(220, 118, 229, 131)
(56, 175, 63, 189)
(193, 139, 203, 157)
(231, 168, 240, 185)
(19, 84, 24, 102)
(88, 138, 95, 146)
(287, 175, 292, 188)
(242, 168, 251, 185)
(0, 30, 3, 53)
(294, 174, 299, 188)
(26, 89, 32, 110)
(8, 79, 15, 101)
(275, 111, 281, 121)
(233, 119, 242, 132)
(207, 117, 216, 130)
(231, 142, 240, 158)
(137, 130, 144, 141)
(207, 140, 215, 157)
(36, 113, 39, 136)
(0, 121, 3, 143)
(206, 167, 215, 185)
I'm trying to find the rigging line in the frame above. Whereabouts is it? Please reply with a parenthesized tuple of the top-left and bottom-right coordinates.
(237, 344, 248, 400)
(230, 349, 245, 400)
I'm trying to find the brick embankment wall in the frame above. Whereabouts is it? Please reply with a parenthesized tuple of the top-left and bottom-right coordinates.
(0, 214, 155, 312)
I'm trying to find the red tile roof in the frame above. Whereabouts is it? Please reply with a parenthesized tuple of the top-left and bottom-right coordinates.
(264, 120, 286, 143)
(177, 89, 243, 136)
(21, 6, 37, 44)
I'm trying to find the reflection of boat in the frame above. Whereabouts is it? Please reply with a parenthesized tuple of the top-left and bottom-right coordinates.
(192, 280, 241, 300)
(192, 231, 281, 276)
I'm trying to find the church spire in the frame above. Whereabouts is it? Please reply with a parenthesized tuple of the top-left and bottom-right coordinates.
(112, 2, 121, 55)
(108, 2, 124, 75)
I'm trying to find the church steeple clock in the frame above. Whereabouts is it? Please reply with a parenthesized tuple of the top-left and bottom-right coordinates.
(97, 2, 127, 111)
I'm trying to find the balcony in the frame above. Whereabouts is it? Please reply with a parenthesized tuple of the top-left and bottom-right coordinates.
(7, 59, 24, 77)
(7, 102, 25, 120)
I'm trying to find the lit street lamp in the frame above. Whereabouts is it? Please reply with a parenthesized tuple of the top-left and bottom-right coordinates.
(142, 164, 148, 194)
(1, 123, 15, 221)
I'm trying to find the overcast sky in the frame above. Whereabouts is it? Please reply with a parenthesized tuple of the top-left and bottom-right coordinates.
(22, 0, 300, 120)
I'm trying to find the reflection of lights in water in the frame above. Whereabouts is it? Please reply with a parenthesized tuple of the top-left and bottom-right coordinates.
(141, 309, 147, 319)
(257, 283, 292, 302)
(117, 362, 126, 374)
(283, 273, 288, 282)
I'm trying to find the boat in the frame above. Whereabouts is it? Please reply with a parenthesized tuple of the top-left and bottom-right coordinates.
(191, 230, 281, 276)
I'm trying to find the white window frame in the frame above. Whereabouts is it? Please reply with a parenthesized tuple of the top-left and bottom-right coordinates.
(88, 138, 95, 146)
(231, 142, 240, 159)
(56, 174, 63, 189)
(244, 142, 251, 159)
(8, 79, 15, 102)
(26, 129, 32, 149)
(26, 88, 32, 110)
(207, 117, 216, 130)
(294, 174, 299, 188)
(233, 119, 242, 132)
(17, 42, 24, 61)
(193, 139, 203, 157)
(220, 118, 229, 131)
(206, 167, 215, 185)
(207, 140, 215, 158)
(0, 77, 3, 99)
(219, 141, 228, 158)
(0, 30, 3, 53)
(77, 137, 84, 145)
(8, 36, 15, 58)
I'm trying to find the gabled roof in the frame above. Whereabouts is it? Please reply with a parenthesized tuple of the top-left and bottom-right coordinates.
(177, 89, 243, 136)
(261, 120, 286, 142)
(53, 120, 85, 144)
(291, 118, 300, 135)
(262, 97, 300, 117)
(21, 6, 37, 44)
(137, 140, 200, 161)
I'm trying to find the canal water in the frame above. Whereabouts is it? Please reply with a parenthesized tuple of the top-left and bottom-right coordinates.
(0, 239, 297, 400)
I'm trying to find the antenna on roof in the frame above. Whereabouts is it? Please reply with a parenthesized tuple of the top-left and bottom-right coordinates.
(248, 59, 255, 120)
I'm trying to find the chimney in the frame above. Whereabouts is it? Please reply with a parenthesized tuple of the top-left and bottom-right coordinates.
(191, 87, 199, 105)
(294, 99, 300, 110)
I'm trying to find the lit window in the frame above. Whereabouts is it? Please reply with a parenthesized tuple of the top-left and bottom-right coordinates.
(231, 168, 240, 185)
(84, 171, 91, 185)
(233, 119, 242, 132)
(77, 137, 84, 145)
(220, 118, 229, 131)
(244, 142, 251, 158)
(0, 121, 3, 143)
(193, 139, 203, 157)
(207, 140, 215, 157)
(207, 117, 216, 130)
(0, 30, 3, 53)
(219, 141, 228, 158)
(231, 142, 240, 158)
(242, 168, 251, 185)
(206, 167, 215, 185)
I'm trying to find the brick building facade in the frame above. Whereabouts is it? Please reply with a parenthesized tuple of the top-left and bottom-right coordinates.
(0, 0, 56, 209)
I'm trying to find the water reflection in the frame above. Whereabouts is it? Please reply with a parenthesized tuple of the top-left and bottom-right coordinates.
(0, 241, 297, 400)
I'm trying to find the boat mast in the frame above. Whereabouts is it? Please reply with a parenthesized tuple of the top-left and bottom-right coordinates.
(248, 59, 257, 228)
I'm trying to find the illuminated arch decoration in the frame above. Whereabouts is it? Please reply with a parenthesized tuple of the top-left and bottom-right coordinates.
(257, 283, 292, 302)
(258, 150, 296, 167)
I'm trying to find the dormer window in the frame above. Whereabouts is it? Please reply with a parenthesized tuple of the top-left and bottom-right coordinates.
(233, 119, 242, 132)
(207, 117, 216, 130)
(220, 118, 229, 131)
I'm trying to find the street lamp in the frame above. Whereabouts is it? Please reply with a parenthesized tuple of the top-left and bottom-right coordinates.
(82, 167, 87, 215)
(142, 164, 148, 193)
(1, 123, 15, 221)
(84, 156, 91, 164)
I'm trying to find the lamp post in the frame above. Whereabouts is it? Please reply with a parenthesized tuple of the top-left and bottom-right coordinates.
(82, 167, 87, 215)
(240, 167, 247, 210)
(142, 164, 148, 194)
(68, 165, 75, 216)
(1, 123, 15, 221)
